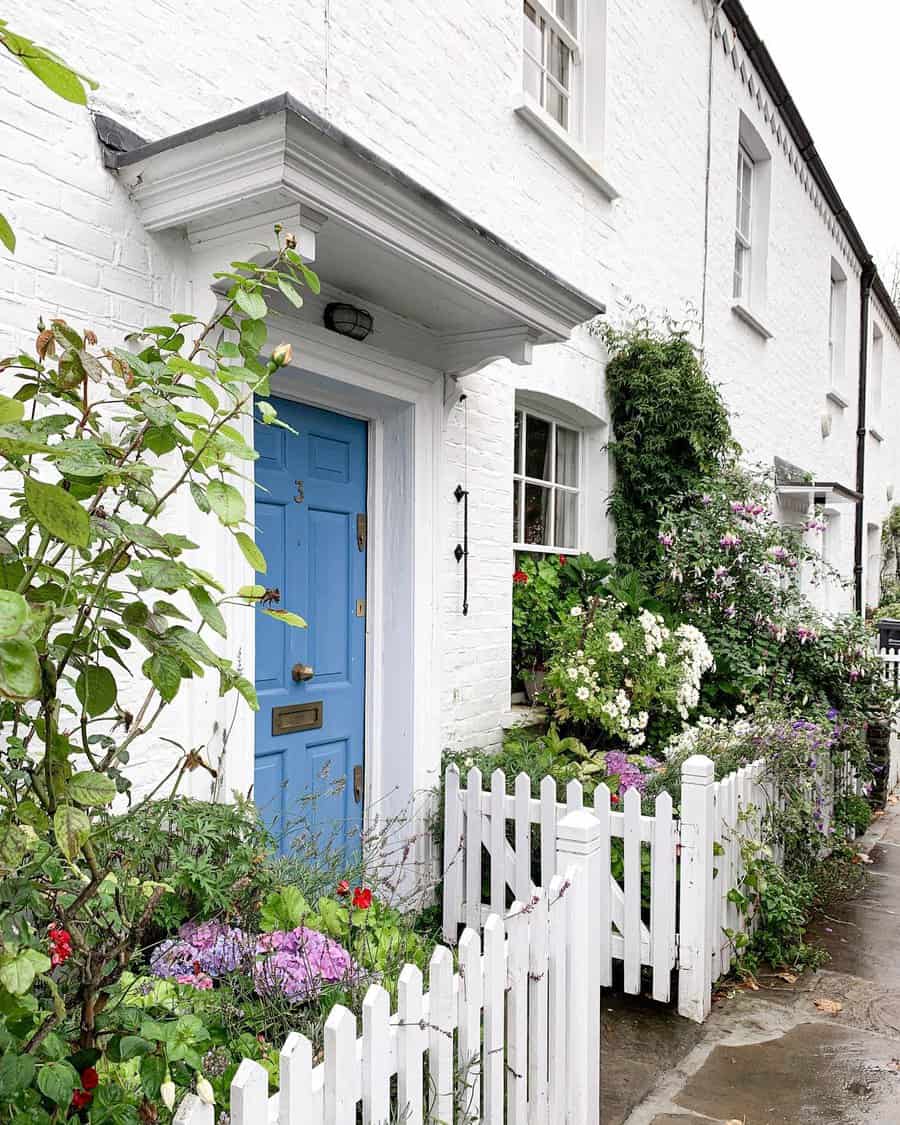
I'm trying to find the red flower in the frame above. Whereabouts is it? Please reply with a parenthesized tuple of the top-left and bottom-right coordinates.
(610, 794, 620, 805)
(81, 1068, 99, 1091)
(513, 570, 528, 585)
(48, 925, 72, 967)
(559, 555, 567, 565)
(336, 880, 350, 896)
(71, 1090, 93, 1110)
(352, 886, 372, 910)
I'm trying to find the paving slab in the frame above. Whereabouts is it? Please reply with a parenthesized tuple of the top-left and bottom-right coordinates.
(615, 796, 900, 1125)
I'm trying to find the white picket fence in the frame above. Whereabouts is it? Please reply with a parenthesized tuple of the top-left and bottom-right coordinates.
(177, 850, 602, 1125)
(442, 746, 858, 1024)
(876, 648, 900, 790)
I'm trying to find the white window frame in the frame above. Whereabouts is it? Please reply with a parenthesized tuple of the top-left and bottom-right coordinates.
(513, 407, 583, 554)
(828, 258, 848, 397)
(522, 0, 584, 138)
(870, 320, 884, 435)
(733, 144, 753, 301)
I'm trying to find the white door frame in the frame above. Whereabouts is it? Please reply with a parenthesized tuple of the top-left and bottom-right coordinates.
(216, 311, 443, 842)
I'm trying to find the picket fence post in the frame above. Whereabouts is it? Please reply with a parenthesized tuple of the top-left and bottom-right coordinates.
(173, 1094, 213, 1125)
(557, 808, 603, 1125)
(677, 754, 716, 1023)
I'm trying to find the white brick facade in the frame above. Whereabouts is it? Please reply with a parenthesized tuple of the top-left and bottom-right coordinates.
(1, 0, 897, 805)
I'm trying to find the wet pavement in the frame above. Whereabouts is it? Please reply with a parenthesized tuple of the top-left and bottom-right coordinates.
(603, 797, 900, 1125)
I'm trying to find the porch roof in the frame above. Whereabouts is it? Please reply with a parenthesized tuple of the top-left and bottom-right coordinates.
(101, 95, 604, 375)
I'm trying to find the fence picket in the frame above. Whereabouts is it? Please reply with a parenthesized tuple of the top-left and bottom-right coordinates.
(325, 1006, 356, 1125)
(547, 874, 568, 1125)
(506, 904, 530, 1125)
(457, 928, 482, 1124)
(527, 888, 549, 1125)
(362, 986, 390, 1125)
(593, 783, 613, 988)
(515, 772, 532, 901)
(623, 787, 642, 995)
(650, 790, 675, 1001)
(280, 1031, 314, 1124)
(566, 778, 583, 812)
(442, 765, 462, 942)
(540, 774, 557, 888)
(428, 946, 454, 1124)
(490, 768, 507, 916)
(231, 1058, 269, 1125)
(482, 914, 505, 1125)
(465, 767, 483, 930)
(397, 964, 424, 1125)
(174, 1094, 213, 1125)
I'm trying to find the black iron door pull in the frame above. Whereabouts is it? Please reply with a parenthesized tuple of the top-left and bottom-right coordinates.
(454, 483, 469, 616)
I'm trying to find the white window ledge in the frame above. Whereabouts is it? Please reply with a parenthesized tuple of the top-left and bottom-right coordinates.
(826, 388, 851, 410)
(731, 301, 773, 340)
(514, 94, 618, 201)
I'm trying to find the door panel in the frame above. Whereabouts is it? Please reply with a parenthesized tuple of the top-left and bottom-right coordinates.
(253, 397, 367, 859)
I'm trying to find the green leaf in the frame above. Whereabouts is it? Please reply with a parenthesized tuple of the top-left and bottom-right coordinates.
(139, 1053, 166, 1098)
(0, 638, 40, 700)
(75, 665, 117, 717)
(0, 395, 24, 424)
(206, 480, 245, 527)
(23, 54, 88, 104)
(277, 277, 303, 308)
(68, 770, 116, 807)
(36, 1060, 79, 1106)
(189, 481, 211, 514)
(0, 1052, 35, 1099)
(316, 897, 349, 938)
(24, 476, 90, 548)
(240, 318, 267, 353)
(260, 886, 310, 932)
(0, 213, 15, 254)
(234, 532, 266, 574)
(53, 805, 91, 860)
(0, 823, 29, 868)
(262, 609, 307, 629)
(135, 558, 195, 591)
(0, 948, 51, 995)
(118, 1035, 153, 1061)
(237, 584, 265, 600)
(233, 287, 267, 320)
(0, 590, 27, 638)
(189, 588, 226, 638)
(143, 653, 182, 703)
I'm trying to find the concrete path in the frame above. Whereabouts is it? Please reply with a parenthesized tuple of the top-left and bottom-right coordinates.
(604, 798, 900, 1125)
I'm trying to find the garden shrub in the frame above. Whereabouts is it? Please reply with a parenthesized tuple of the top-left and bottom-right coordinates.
(598, 315, 736, 584)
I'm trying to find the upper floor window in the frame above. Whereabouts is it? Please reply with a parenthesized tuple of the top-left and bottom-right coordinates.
(522, 1, 581, 135)
(828, 259, 848, 396)
(870, 321, 884, 433)
(732, 145, 754, 301)
(730, 114, 772, 338)
(513, 408, 581, 552)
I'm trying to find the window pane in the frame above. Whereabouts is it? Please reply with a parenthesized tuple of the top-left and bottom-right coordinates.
(523, 483, 551, 545)
(513, 479, 522, 542)
(733, 239, 744, 300)
(545, 85, 568, 128)
(548, 33, 570, 88)
(514, 411, 522, 473)
(523, 52, 542, 101)
(555, 489, 578, 548)
(739, 154, 752, 236)
(554, 0, 576, 33)
(525, 415, 552, 480)
(555, 426, 578, 486)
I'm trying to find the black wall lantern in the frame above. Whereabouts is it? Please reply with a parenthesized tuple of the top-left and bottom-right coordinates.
(323, 302, 374, 341)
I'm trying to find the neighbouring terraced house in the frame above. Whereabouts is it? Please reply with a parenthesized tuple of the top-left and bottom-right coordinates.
(2, 0, 898, 859)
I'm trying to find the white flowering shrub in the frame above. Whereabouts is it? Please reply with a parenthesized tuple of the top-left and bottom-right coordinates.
(543, 597, 714, 751)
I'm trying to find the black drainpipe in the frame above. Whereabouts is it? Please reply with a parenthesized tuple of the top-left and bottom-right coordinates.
(854, 259, 876, 615)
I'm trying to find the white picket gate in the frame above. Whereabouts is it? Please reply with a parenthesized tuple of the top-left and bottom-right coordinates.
(177, 861, 601, 1125)
(442, 746, 861, 1024)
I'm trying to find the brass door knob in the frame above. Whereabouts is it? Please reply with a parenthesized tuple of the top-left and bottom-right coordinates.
(291, 663, 315, 682)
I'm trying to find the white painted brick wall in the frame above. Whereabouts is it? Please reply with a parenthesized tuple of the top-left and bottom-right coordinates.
(1, 0, 897, 782)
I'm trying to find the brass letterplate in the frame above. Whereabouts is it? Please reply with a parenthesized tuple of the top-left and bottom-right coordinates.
(272, 701, 324, 736)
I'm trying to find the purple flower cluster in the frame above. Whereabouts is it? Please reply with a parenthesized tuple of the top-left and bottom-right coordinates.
(603, 750, 649, 794)
(150, 920, 356, 1002)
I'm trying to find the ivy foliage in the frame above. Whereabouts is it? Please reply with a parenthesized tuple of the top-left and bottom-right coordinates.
(599, 317, 736, 581)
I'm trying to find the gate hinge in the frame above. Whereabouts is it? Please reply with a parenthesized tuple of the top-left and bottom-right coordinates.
(356, 513, 367, 551)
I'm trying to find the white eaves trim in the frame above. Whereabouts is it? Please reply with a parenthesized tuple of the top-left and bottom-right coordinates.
(513, 94, 619, 202)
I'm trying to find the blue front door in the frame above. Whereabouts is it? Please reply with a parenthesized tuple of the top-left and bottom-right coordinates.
(253, 397, 367, 859)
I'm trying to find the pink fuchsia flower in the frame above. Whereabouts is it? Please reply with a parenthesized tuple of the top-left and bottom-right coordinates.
(796, 626, 818, 645)
(768, 545, 789, 562)
(658, 532, 675, 548)
(729, 501, 745, 514)
(719, 533, 741, 549)
(723, 603, 736, 619)
(713, 566, 728, 580)
(701, 494, 712, 505)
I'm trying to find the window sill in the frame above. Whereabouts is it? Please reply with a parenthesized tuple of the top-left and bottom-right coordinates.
(826, 389, 851, 410)
(514, 94, 619, 201)
(869, 426, 885, 443)
(731, 301, 773, 340)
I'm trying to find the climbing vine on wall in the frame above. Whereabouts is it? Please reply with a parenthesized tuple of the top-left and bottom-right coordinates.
(597, 316, 736, 583)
